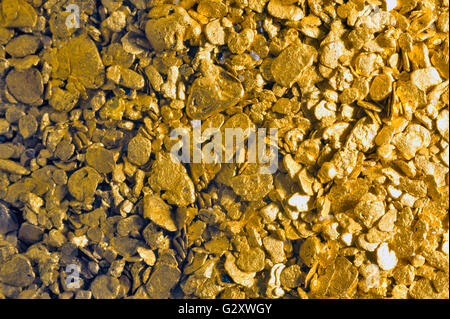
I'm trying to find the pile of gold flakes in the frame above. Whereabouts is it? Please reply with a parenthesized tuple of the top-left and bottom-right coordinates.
(0, 0, 449, 299)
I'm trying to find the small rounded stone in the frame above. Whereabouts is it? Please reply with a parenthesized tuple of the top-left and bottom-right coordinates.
(6, 68, 43, 105)
(127, 135, 152, 166)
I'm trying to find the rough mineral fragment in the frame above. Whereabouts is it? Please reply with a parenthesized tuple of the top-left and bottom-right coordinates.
(409, 278, 439, 299)
(106, 65, 144, 90)
(136, 247, 156, 266)
(436, 109, 449, 141)
(411, 67, 442, 92)
(236, 248, 265, 272)
(267, 0, 304, 21)
(18, 223, 43, 244)
(224, 252, 256, 287)
(90, 275, 120, 299)
(369, 74, 393, 101)
(0, 0, 37, 28)
(67, 167, 102, 202)
(229, 172, 273, 201)
(143, 194, 177, 232)
(18, 114, 38, 139)
(186, 66, 244, 120)
(205, 19, 225, 45)
(0, 255, 35, 287)
(148, 152, 195, 206)
(354, 193, 385, 228)
(49, 33, 105, 89)
(99, 96, 125, 120)
(0, 202, 18, 235)
(103, 11, 126, 33)
(288, 193, 312, 213)
(280, 265, 303, 289)
(271, 44, 317, 87)
(345, 117, 380, 152)
(145, 6, 200, 52)
(49, 87, 80, 112)
(299, 236, 321, 267)
(0, 158, 30, 175)
(0, 0, 448, 301)
(393, 124, 431, 160)
(320, 41, 345, 69)
(5, 35, 40, 58)
(127, 135, 152, 166)
(327, 257, 358, 298)
(110, 236, 140, 257)
(377, 243, 398, 271)
(145, 260, 181, 298)
(263, 236, 285, 264)
(6, 68, 43, 105)
(197, 0, 228, 18)
(86, 146, 115, 174)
